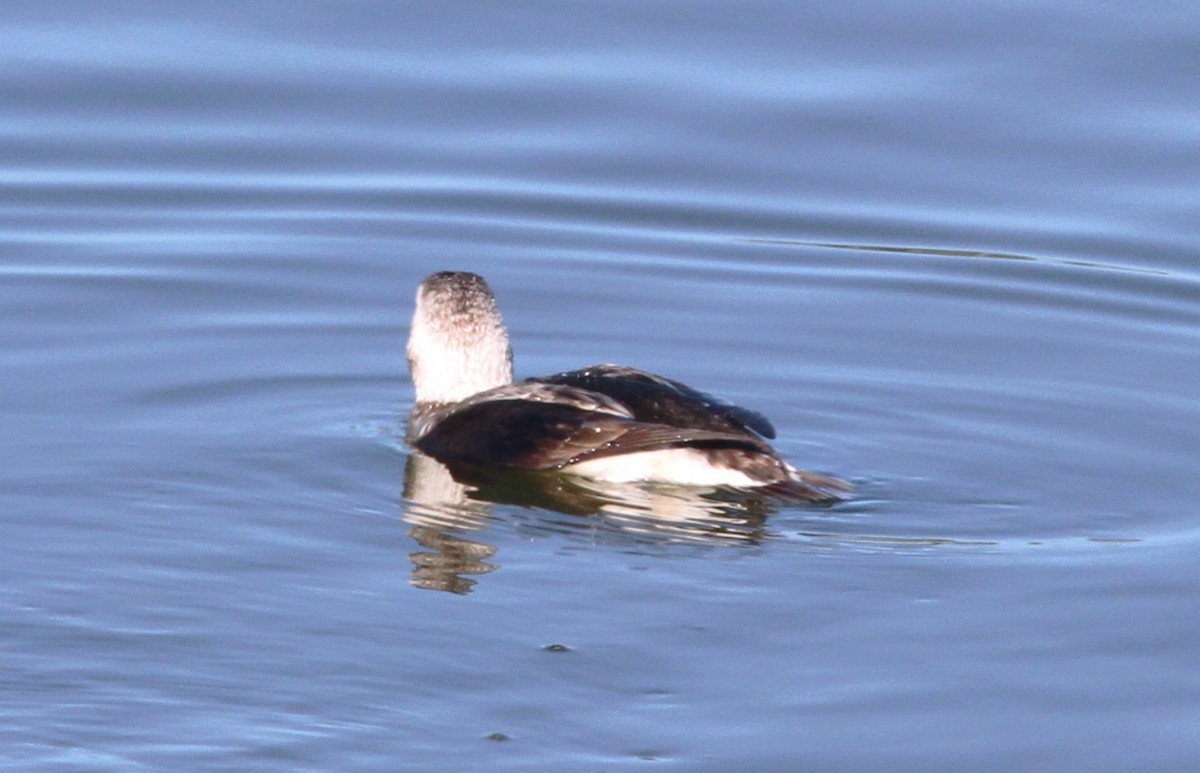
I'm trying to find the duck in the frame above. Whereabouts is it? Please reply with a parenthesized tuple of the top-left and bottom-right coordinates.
(405, 271, 847, 501)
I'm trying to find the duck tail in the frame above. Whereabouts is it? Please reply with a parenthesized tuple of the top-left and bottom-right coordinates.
(760, 466, 852, 503)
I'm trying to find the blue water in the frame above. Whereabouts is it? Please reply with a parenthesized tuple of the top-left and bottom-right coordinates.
(3, 2, 1200, 770)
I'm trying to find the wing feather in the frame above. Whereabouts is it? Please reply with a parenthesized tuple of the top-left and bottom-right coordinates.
(412, 390, 772, 471)
(528, 364, 777, 440)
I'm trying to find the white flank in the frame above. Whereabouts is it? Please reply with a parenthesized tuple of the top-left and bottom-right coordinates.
(565, 448, 763, 487)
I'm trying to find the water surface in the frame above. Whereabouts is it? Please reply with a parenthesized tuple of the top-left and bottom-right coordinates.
(3, 1, 1199, 770)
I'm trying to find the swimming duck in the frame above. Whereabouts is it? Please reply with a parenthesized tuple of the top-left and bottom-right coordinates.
(405, 271, 846, 500)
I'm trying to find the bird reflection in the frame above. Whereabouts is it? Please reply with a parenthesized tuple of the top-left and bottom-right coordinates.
(400, 451, 843, 594)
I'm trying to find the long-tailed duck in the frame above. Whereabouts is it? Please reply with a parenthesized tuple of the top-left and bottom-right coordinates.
(405, 271, 846, 501)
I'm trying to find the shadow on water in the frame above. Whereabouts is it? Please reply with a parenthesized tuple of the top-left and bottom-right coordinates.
(399, 451, 843, 594)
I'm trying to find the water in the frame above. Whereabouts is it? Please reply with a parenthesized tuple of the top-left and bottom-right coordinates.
(3, 1, 1199, 770)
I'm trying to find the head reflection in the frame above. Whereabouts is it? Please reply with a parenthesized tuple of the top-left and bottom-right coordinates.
(402, 452, 497, 594)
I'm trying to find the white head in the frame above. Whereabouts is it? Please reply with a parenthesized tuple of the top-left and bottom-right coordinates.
(407, 271, 514, 404)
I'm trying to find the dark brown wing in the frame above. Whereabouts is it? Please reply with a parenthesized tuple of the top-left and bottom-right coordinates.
(407, 381, 633, 444)
(413, 397, 773, 471)
(528, 364, 777, 440)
